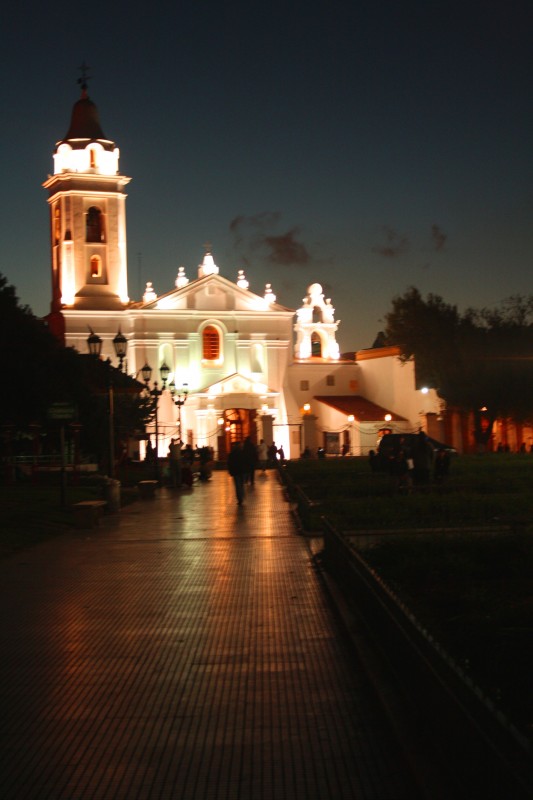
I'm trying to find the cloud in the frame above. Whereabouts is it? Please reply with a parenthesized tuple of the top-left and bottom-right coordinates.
(229, 212, 311, 267)
(229, 212, 281, 238)
(372, 226, 410, 258)
(431, 223, 447, 251)
(264, 228, 310, 266)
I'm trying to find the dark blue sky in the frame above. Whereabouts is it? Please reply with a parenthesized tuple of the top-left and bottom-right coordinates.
(2, 1, 532, 350)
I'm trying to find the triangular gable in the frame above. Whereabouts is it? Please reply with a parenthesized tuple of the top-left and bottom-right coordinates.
(202, 373, 278, 397)
(142, 273, 293, 313)
(314, 395, 406, 421)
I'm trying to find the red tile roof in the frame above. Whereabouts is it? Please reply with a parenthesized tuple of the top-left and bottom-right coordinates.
(314, 395, 406, 421)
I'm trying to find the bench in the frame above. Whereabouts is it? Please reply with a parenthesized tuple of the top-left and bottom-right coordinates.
(138, 480, 159, 499)
(72, 500, 107, 528)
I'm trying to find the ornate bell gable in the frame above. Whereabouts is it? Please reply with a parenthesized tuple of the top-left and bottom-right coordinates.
(294, 283, 340, 360)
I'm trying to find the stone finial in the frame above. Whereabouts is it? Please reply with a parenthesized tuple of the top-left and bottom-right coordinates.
(143, 281, 157, 303)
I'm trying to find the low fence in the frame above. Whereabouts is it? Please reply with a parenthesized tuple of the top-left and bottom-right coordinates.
(276, 465, 533, 796)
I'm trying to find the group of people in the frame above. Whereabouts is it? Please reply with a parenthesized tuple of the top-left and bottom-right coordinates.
(383, 432, 450, 493)
(227, 438, 284, 505)
(157, 435, 284, 504)
(167, 439, 214, 488)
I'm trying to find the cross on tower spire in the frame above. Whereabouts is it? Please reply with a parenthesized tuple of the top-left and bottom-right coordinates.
(77, 61, 92, 93)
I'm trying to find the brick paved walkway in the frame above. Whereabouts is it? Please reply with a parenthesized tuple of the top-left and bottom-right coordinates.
(0, 470, 422, 799)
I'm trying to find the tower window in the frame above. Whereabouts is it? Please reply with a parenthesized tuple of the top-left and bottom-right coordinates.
(311, 333, 322, 357)
(326, 375, 335, 386)
(203, 326, 220, 360)
(89, 148, 97, 169)
(86, 206, 105, 243)
(90, 255, 102, 278)
(54, 207, 61, 245)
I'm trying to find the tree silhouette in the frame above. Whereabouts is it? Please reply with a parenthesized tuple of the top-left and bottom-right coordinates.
(384, 287, 533, 446)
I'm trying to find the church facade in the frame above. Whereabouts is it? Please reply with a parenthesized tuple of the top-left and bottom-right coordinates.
(43, 83, 441, 460)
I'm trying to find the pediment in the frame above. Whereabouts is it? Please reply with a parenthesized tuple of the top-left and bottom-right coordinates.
(143, 273, 291, 313)
(204, 373, 277, 397)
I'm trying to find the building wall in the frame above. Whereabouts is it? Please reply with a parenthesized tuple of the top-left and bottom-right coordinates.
(356, 350, 440, 434)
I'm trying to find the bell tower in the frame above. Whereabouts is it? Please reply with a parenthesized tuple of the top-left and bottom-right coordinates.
(43, 70, 131, 314)
(294, 283, 340, 360)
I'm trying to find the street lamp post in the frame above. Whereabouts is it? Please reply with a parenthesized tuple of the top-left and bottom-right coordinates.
(169, 381, 189, 442)
(141, 361, 170, 482)
(87, 328, 128, 479)
(113, 329, 128, 372)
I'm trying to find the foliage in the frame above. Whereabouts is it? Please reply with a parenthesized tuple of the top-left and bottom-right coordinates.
(0, 273, 152, 466)
(383, 288, 533, 443)
(0, 273, 66, 427)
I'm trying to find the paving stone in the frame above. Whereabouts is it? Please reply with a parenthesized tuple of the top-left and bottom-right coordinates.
(0, 471, 421, 799)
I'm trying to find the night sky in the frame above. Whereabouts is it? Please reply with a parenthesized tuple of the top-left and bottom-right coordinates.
(2, 1, 532, 350)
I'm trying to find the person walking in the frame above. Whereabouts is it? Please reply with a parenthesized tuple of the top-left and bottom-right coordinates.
(243, 436, 258, 486)
(257, 439, 268, 472)
(227, 441, 247, 505)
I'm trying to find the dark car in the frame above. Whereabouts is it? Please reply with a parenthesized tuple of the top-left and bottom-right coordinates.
(375, 433, 456, 471)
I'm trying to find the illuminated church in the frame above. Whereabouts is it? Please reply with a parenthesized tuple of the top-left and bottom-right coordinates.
(43, 81, 441, 460)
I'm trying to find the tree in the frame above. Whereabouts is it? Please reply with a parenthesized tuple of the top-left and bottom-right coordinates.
(0, 274, 66, 428)
(384, 288, 533, 447)
(382, 287, 461, 389)
(0, 273, 151, 466)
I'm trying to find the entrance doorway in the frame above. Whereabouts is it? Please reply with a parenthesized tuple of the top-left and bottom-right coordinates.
(220, 408, 257, 457)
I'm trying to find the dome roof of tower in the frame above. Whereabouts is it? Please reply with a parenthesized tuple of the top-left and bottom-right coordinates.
(61, 87, 114, 149)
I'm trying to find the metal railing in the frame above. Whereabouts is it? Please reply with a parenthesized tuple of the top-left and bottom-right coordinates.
(321, 516, 533, 799)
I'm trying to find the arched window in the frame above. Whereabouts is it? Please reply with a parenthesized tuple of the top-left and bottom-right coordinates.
(312, 306, 322, 323)
(311, 332, 322, 357)
(89, 148, 97, 169)
(54, 207, 61, 245)
(203, 326, 220, 360)
(86, 206, 104, 243)
(90, 255, 102, 278)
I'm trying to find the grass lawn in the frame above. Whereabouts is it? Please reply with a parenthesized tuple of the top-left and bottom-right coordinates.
(284, 454, 533, 737)
(284, 453, 533, 531)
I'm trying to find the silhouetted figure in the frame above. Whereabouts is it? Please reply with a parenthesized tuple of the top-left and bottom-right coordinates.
(412, 432, 433, 487)
(228, 441, 246, 505)
(146, 440, 155, 463)
(257, 439, 268, 472)
(267, 443, 278, 467)
(181, 444, 195, 487)
(434, 448, 450, 483)
(390, 449, 412, 494)
(368, 449, 378, 472)
(243, 436, 258, 485)
(198, 446, 212, 481)
(168, 438, 182, 487)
